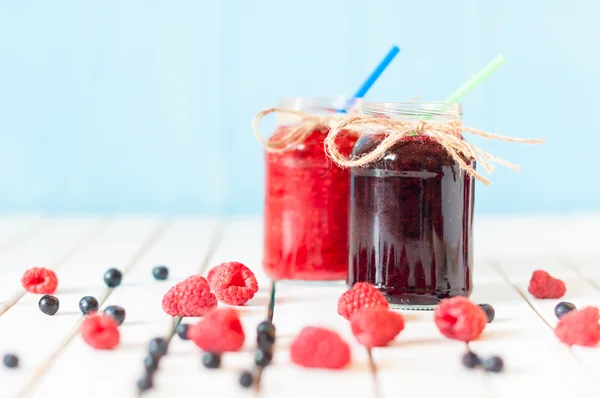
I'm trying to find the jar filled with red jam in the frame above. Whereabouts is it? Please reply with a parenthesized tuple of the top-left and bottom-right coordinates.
(349, 102, 474, 308)
(263, 97, 359, 281)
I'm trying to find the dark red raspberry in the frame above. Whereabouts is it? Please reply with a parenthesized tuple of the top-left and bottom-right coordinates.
(350, 308, 405, 347)
(434, 297, 487, 342)
(162, 275, 217, 317)
(81, 314, 120, 349)
(290, 327, 350, 369)
(21, 267, 58, 294)
(188, 308, 245, 352)
(337, 282, 389, 320)
(528, 270, 566, 299)
(208, 262, 259, 306)
(555, 307, 600, 347)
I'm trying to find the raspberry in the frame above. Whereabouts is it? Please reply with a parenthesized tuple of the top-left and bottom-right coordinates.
(555, 307, 600, 347)
(337, 282, 389, 320)
(528, 270, 566, 299)
(81, 314, 120, 349)
(162, 275, 217, 317)
(208, 262, 259, 306)
(188, 308, 245, 352)
(290, 327, 350, 369)
(21, 267, 58, 294)
(434, 297, 487, 342)
(350, 308, 405, 347)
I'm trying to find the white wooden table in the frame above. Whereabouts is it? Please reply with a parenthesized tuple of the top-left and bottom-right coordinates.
(0, 214, 599, 398)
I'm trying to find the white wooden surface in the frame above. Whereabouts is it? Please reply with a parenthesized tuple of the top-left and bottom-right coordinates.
(0, 214, 598, 398)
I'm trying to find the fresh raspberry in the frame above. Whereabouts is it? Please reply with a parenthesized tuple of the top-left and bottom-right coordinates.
(555, 307, 600, 347)
(350, 308, 405, 347)
(337, 282, 389, 320)
(528, 270, 566, 299)
(434, 297, 487, 342)
(290, 327, 351, 369)
(81, 314, 120, 349)
(208, 262, 259, 306)
(21, 267, 58, 294)
(188, 308, 245, 352)
(162, 275, 217, 317)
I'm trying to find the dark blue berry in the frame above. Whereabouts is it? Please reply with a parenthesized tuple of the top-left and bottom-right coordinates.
(3, 354, 19, 368)
(482, 356, 504, 373)
(143, 355, 159, 373)
(461, 351, 480, 369)
(149, 337, 168, 359)
(79, 296, 99, 315)
(254, 348, 273, 367)
(256, 320, 276, 335)
(103, 305, 126, 325)
(202, 352, 221, 369)
(103, 268, 123, 288)
(39, 294, 59, 315)
(555, 302, 576, 319)
(256, 321, 276, 349)
(137, 376, 153, 391)
(176, 324, 189, 340)
(478, 304, 495, 323)
(239, 370, 254, 388)
(152, 266, 169, 281)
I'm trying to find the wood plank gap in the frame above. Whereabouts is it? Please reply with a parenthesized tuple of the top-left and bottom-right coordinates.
(16, 220, 169, 398)
(0, 219, 109, 318)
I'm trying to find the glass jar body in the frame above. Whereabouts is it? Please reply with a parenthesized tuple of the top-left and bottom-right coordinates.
(263, 98, 358, 281)
(348, 103, 474, 307)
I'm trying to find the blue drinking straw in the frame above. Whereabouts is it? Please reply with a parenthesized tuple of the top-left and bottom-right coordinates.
(339, 45, 400, 112)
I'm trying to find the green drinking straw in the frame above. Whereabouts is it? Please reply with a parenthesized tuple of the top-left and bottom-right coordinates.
(443, 54, 506, 104)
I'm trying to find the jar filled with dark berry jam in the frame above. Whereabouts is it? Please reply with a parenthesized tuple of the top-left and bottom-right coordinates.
(263, 97, 359, 281)
(348, 102, 474, 308)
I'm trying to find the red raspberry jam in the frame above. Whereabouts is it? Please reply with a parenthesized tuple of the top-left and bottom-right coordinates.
(263, 98, 357, 281)
(348, 103, 474, 307)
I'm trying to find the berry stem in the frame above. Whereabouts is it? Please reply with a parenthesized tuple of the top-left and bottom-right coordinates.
(266, 281, 276, 322)
(367, 349, 381, 398)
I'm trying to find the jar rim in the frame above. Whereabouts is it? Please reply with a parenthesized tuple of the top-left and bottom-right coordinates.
(279, 96, 362, 111)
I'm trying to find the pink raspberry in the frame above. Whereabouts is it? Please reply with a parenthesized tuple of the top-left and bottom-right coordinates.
(350, 308, 405, 347)
(528, 270, 566, 299)
(555, 307, 600, 347)
(162, 275, 217, 317)
(81, 314, 120, 350)
(337, 282, 389, 320)
(21, 267, 58, 294)
(188, 308, 245, 352)
(208, 262, 258, 306)
(434, 297, 487, 342)
(290, 327, 350, 369)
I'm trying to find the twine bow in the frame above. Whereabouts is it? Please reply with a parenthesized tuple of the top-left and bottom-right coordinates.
(324, 116, 545, 186)
(253, 108, 356, 153)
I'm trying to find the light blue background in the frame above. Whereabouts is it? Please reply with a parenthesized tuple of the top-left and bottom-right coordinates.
(0, 1, 598, 215)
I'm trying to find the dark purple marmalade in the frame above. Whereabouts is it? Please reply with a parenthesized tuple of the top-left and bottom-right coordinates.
(348, 134, 474, 306)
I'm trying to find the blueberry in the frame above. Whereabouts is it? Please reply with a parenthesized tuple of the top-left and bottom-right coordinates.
(482, 356, 504, 373)
(103, 305, 126, 325)
(254, 348, 273, 367)
(79, 296, 99, 315)
(149, 337, 168, 359)
(256, 320, 276, 336)
(239, 370, 254, 388)
(103, 268, 123, 288)
(555, 302, 576, 319)
(152, 266, 169, 281)
(256, 321, 276, 349)
(3, 354, 19, 368)
(137, 375, 153, 391)
(143, 355, 159, 373)
(39, 294, 59, 315)
(176, 324, 189, 340)
(461, 351, 480, 369)
(202, 352, 221, 369)
(478, 304, 495, 323)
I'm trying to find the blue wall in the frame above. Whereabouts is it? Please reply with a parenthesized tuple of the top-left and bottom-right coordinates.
(0, 1, 598, 215)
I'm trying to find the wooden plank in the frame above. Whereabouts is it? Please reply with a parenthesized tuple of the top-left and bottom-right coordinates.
(0, 217, 104, 313)
(0, 217, 162, 398)
(0, 215, 41, 252)
(25, 218, 219, 398)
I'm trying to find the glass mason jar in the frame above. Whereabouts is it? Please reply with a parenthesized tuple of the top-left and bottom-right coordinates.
(263, 97, 359, 281)
(348, 102, 474, 308)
